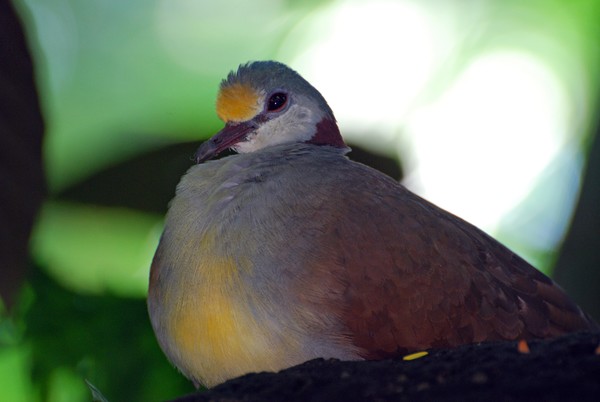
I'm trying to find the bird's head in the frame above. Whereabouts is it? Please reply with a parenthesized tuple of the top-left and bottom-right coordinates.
(194, 61, 346, 163)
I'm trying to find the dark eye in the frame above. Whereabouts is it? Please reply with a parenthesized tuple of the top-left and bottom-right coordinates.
(267, 92, 287, 112)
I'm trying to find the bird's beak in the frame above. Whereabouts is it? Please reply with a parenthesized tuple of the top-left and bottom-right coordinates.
(194, 120, 257, 164)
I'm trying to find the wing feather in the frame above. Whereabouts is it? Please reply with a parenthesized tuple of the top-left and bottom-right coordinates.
(289, 154, 597, 357)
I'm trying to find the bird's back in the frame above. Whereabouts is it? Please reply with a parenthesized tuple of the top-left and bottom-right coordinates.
(241, 143, 597, 355)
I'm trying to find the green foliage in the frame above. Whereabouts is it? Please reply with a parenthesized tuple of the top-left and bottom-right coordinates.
(19, 270, 192, 402)
(30, 202, 162, 297)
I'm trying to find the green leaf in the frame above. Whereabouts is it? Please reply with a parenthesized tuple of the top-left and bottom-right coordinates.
(30, 201, 162, 297)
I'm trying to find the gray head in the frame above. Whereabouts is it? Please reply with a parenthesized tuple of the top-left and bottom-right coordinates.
(195, 61, 345, 163)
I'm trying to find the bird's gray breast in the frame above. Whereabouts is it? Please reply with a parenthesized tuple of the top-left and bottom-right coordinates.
(173, 144, 350, 274)
(178, 144, 344, 230)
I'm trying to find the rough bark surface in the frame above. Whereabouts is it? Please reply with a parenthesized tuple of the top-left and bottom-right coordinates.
(172, 331, 600, 402)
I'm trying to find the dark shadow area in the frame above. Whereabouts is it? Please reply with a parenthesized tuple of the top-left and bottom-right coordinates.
(0, 0, 45, 309)
(554, 117, 600, 321)
(59, 141, 403, 214)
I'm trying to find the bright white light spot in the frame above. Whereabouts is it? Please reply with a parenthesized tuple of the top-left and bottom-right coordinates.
(282, 0, 453, 150)
(405, 50, 569, 230)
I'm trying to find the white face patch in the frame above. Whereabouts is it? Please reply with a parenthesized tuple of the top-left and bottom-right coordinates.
(232, 97, 323, 154)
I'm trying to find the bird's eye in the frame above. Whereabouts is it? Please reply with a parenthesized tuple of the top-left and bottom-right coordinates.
(267, 92, 287, 112)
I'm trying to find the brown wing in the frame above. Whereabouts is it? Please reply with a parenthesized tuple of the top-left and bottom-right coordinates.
(304, 160, 597, 358)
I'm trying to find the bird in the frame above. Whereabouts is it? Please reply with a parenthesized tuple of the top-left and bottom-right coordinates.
(147, 60, 598, 388)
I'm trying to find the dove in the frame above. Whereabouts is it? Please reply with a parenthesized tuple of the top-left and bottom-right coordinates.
(148, 61, 597, 388)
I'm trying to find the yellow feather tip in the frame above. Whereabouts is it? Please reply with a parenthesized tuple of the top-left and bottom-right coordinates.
(402, 351, 429, 361)
(216, 83, 262, 123)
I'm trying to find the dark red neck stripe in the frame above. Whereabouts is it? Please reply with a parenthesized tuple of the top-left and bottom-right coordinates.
(307, 117, 346, 148)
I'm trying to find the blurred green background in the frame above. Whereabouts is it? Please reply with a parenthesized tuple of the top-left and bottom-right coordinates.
(1, 0, 599, 401)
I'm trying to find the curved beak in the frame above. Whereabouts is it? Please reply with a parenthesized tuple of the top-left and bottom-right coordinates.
(194, 120, 257, 164)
